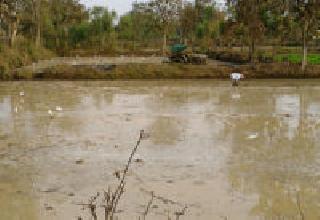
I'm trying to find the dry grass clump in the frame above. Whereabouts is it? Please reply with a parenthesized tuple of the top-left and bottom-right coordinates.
(0, 37, 53, 80)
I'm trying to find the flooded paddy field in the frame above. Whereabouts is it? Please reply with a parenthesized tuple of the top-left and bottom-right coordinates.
(1, 80, 320, 220)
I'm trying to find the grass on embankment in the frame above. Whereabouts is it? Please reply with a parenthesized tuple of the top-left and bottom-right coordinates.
(275, 54, 320, 65)
(0, 37, 53, 79)
(240, 63, 320, 78)
(10, 62, 320, 80)
(18, 64, 231, 80)
(208, 50, 320, 65)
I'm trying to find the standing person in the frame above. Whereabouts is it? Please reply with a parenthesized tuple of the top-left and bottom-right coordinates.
(230, 71, 244, 86)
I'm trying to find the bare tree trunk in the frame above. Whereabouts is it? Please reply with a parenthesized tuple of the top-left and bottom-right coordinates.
(7, 20, 12, 46)
(240, 37, 244, 52)
(163, 25, 167, 56)
(302, 21, 308, 72)
(55, 36, 59, 53)
(9, 19, 18, 46)
(35, 0, 41, 47)
(249, 38, 255, 64)
(105, 209, 109, 220)
(133, 28, 136, 53)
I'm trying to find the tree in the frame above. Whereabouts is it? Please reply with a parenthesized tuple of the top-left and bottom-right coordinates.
(32, 0, 42, 47)
(68, 22, 90, 48)
(289, 0, 320, 71)
(0, 0, 27, 46)
(227, 0, 266, 63)
(89, 6, 116, 52)
(150, 0, 182, 55)
(118, 9, 160, 51)
(0, 2, 9, 44)
(45, 0, 87, 54)
(180, 3, 198, 45)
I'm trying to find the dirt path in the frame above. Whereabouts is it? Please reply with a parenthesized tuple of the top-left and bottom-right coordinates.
(20, 56, 236, 73)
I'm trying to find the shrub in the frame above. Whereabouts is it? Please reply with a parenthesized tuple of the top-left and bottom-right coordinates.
(0, 37, 54, 78)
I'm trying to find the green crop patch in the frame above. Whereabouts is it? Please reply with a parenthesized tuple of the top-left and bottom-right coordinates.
(275, 54, 320, 65)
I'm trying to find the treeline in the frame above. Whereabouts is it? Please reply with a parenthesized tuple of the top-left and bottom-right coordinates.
(0, 0, 127, 56)
(0, 0, 232, 57)
(0, 0, 319, 64)
(227, 0, 320, 69)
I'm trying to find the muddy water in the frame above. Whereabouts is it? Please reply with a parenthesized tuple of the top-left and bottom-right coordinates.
(1, 80, 320, 220)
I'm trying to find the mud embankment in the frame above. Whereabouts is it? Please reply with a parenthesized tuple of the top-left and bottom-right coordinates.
(4, 57, 320, 80)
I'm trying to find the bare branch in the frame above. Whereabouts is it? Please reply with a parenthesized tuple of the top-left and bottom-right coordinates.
(142, 191, 155, 220)
(111, 130, 144, 215)
(296, 191, 305, 220)
(175, 206, 188, 220)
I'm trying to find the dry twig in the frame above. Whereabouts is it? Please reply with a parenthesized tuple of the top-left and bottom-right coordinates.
(81, 131, 144, 220)
(296, 191, 305, 220)
(78, 130, 189, 220)
(142, 191, 155, 220)
(175, 206, 188, 220)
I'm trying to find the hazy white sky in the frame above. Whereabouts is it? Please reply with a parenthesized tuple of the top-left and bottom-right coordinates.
(80, 0, 135, 15)
(80, 0, 225, 16)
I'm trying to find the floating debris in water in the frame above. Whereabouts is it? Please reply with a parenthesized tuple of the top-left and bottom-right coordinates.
(44, 204, 54, 211)
(232, 93, 241, 99)
(113, 170, 121, 179)
(67, 192, 75, 197)
(48, 110, 54, 118)
(19, 91, 25, 96)
(140, 130, 150, 139)
(55, 106, 63, 111)
(134, 158, 144, 163)
(75, 159, 84, 165)
(247, 133, 258, 139)
(40, 186, 60, 193)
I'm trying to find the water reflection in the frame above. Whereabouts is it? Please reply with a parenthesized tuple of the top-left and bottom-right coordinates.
(0, 81, 320, 219)
(149, 116, 183, 145)
(0, 166, 39, 220)
(227, 88, 320, 220)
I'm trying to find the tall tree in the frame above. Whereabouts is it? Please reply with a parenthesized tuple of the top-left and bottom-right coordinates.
(0, 0, 27, 46)
(34, 0, 41, 47)
(150, 0, 182, 55)
(118, 9, 160, 50)
(289, 0, 320, 71)
(227, 0, 266, 63)
(46, 0, 87, 54)
(180, 3, 198, 45)
(89, 6, 116, 52)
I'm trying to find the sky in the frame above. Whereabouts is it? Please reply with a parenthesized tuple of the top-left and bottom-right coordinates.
(80, 0, 136, 15)
(80, 0, 225, 16)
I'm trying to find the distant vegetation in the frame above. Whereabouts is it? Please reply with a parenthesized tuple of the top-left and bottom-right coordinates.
(0, 0, 319, 78)
(275, 54, 320, 65)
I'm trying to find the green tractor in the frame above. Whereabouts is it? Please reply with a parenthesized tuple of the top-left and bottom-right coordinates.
(168, 44, 207, 65)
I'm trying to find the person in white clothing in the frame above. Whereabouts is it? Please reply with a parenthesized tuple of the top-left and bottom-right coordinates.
(230, 72, 244, 86)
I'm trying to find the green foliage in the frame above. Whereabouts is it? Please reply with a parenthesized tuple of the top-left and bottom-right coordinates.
(196, 23, 205, 39)
(275, 54, 320, 65)
(0, 37, 53, 79)
(180, 4, 223, 48)
(118, 14, 135, 41)
(117, 11, 162, 49)
(69, 23, 91, 47)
